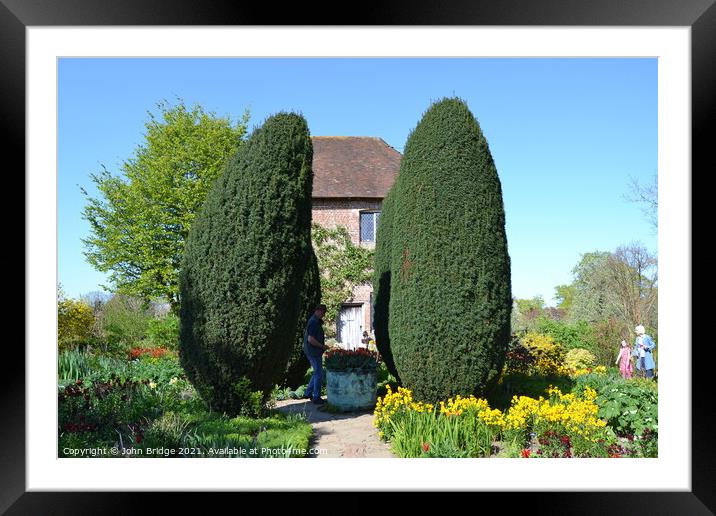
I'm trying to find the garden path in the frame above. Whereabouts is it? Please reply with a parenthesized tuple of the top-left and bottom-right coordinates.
(275, 399, 395, 458)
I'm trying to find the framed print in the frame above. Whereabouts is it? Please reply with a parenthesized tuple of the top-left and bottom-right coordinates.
(7, 0, 710, 513)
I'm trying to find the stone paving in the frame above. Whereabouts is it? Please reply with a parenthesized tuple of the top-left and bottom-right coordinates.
(275, 398, 395, 458)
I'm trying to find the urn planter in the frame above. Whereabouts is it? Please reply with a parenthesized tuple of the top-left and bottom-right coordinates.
(326, 368, 377, 412)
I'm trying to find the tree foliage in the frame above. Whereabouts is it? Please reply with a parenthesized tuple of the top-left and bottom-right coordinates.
(81, 100, 249, 312)
(568, 244, 657, 332)
(376, 97, 512, 403)
(283, 249, 321, 389)
(554, 284, 576, 313)
(511, 296, 547, 333)
(179, 112, 314, 415)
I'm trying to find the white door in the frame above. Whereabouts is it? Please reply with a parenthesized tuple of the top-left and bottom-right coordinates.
(338, 305, 363, 350)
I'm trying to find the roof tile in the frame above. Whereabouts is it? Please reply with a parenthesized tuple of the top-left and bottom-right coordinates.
(311, 136, 401, 198)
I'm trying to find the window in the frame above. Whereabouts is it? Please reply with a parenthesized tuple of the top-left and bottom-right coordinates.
(360, 211, 380, 242)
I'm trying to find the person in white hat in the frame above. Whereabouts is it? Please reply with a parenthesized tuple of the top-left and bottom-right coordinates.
(631, 325, 656, 379)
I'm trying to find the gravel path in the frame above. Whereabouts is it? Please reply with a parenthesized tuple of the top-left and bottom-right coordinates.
(275, 398, 395, 458)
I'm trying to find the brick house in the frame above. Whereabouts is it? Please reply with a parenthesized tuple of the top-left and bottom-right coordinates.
(311, 136, 401, 349)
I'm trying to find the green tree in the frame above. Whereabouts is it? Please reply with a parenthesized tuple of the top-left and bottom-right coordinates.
(283, 250, 321, 389)
(554, 284, 576, 313)
(311, 223, 374, 337)
(568, 251, 614, 323)
(81, 100, 249, 313)
(379, 97, 512, 403)
(567, 245, 657, 332)
(511, 296, 546, 333)
(179, 112, 314, 415)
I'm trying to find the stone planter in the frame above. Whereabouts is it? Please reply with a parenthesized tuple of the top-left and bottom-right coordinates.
(326, 368, 377, 412)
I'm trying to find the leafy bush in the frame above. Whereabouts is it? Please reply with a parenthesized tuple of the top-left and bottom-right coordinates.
(101, 294, 152, 352)
(58, 298, 95, 350)
(488, 372, 574, 410)
(521, 332, 566, 376)
(503, 342, 536, 376)
(141, 411, 194, 451)
(379, 97, 512, 403)
(591, 380, 658, 439)
(564, 348, 596, 371)
(536, 318, 596, 352)
(283, 255, 321, 389)
(180, 112, 314, 414)
(146, 314, 179, 350)
(591, 318, 632, 367)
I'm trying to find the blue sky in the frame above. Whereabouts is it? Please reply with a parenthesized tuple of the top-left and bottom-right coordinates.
(58, 58, 657, 305)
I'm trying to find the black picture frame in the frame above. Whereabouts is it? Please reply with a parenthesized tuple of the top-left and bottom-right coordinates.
(7, 0, 708, 513)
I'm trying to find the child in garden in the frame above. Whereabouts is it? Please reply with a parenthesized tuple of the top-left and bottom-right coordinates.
(615, 339, 633, 379)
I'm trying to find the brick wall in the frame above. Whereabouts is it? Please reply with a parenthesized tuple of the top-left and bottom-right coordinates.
(312, 199, 382, 248)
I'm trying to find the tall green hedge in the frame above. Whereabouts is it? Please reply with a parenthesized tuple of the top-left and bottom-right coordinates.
(381, 97, 512, 403)
(283, 249, 321, 389)
(179, 112, 314, 414)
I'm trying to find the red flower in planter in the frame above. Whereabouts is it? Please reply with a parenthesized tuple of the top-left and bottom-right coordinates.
(521, 449, 531, 458)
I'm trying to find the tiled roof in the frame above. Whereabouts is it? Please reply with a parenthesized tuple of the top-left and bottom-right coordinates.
(311, 136, 401, 199)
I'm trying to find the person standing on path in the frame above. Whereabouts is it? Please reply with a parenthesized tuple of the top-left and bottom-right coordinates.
(303, 304, 329, 404)
(615, 339, 633, 379)
(631, 325, 657, 379)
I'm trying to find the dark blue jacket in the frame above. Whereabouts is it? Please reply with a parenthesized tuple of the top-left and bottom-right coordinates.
(302, 314, 325, 358)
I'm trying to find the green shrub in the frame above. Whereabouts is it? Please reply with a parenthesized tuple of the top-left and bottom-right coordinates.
(58, 298, 95, 349)
(142, 411, 193, 451)
(283, 251, 321, 389)
(180, 112, 314, 414)
(564, 348, 596, 371)
(380, 97, 512, 403)
(146, 314, 180, 350)
(571, 374, 658, 442)
(591, 318, 632, 367)
(521, 332, 566, 376)
(536, 318, 596, 352)
(101, 294, 152, 352)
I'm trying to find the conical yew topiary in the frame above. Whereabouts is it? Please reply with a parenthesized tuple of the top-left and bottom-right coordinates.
(179, 112, 314, 414)
(283, 249, 321, 389)
(379, 97, 512, 403)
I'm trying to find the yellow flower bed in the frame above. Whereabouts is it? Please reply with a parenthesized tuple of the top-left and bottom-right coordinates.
(373, 385, 434, 430)
(567, 364, 608, 378)
(374, 385, 606, 442)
